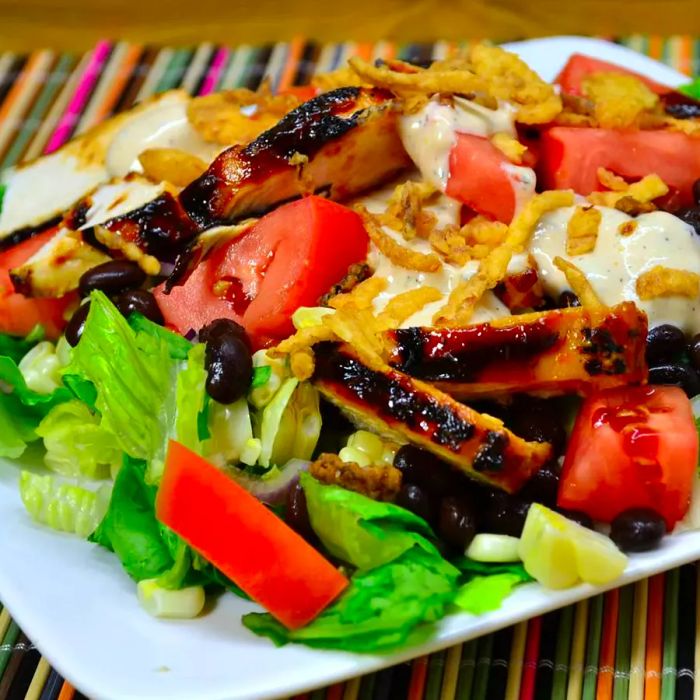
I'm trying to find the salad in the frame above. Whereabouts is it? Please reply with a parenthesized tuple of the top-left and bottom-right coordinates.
(1, 45, 700, 653)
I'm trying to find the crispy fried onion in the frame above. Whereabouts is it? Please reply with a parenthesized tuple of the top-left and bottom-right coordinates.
(186, 82, 300, 145)
(581, 73, 659, 129)
(356, 205, 442, 272)
(429, 216, 508, 265)
(376, 286, 442, 328)
(636, 266, 700, 300)
(553, 256, 604, 308)
(566, 205, 601, 256)
(348, 44, 562, 124)
(138, 148, 208, 188)
(311, 66, 370, 92)
(588, 170, 668, 208)
(379, 180, 439, 240)
(491, 132, 527, 164)
(433, 190, 574, 326)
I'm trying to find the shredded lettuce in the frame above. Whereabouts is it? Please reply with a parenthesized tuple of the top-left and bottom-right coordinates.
(18, 340, 64, 394)
(251, 365, 272, 389)
(127, 313, 192, 361)
(36, 400, 121, 479)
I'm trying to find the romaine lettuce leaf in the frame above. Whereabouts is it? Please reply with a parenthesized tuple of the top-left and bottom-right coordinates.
(453, 573, 527, 615)
(65, 291, 175, 464)
(243, 547, 458, 652)
(680, 77, 700, 99)
(127, 313, 192, 360)
(0, 354, 71, 457)
(300, 472, 439, 570)
(36, 400, 121, 479)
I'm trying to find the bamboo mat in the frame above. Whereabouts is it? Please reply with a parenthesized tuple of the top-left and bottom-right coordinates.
(0, 36, 699, 700)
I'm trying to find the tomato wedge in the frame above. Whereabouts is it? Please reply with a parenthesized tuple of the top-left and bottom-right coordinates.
(0, 229, 75, 339)
(558, 386, 699, 529)
(538, 126, 700, 207)
(155, 196, 369, 346)
(555, 53, 672, 96)
(156, 441, 348, 629)
(446, 133, 534, 224)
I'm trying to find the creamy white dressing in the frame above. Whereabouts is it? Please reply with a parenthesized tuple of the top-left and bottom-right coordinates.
(530, 207, 700, 334)
(356, 178, 523, 328)
(398, 97, 517, 190)
(0, 154, 106, 236)
(79, 176, 166, 229)
(105, 93, 221, 177)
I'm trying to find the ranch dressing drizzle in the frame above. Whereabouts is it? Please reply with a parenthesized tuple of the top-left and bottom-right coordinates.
(398, 97, 518, 190)
(355, 179, 526, 328)
(529, 206, 700, 334)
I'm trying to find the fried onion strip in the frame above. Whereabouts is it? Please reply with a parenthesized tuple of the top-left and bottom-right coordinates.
(553, 257, 604, 309)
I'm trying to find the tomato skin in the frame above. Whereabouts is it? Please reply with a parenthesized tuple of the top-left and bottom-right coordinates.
(156, 441, 348, 629)
(558, 386, 699, 529)
(155, 196, 369, 346)
(538, 127, 700, 208)
(0, 228, 75, 339)
(446, 133, 531, 224)
(555, 53, 672, 96)
(278, 85, 319, 102)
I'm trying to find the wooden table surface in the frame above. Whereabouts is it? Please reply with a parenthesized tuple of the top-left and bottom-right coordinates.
(0, 0, 699, 52)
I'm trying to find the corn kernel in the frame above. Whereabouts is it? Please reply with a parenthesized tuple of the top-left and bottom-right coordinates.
(338, 446, 371, 467)
(347, 430, 384, 462)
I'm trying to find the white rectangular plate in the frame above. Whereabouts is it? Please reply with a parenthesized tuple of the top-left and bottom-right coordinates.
(0, 36, 694, 700)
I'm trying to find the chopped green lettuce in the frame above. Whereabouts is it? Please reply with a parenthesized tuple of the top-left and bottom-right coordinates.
(0, 325, 44, 364)
(251, 365, 271, 389)
(127, 313, 192, 360)
(65, 291, 175, 465)
(244, 547, 458, 652)
(36, 400, 121, 479)
(454, 573, 526, 615)
(0, 354, 71, 458)
(679, 77, 700, 99)
(244, 476, 460, 652)
(301, 472, 438, 570)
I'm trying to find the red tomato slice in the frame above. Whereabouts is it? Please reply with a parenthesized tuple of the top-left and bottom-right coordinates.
(558, 386, 699, 529)
(446, 133, 532, 224)
(156, 441, 348, 629)
(0, 228, 75, 339)
(555, 53, 672, 96)
(155, 196, 369, 346)
(538, 127, 700, 208)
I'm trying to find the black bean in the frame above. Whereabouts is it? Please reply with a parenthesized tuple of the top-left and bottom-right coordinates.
(676, 207, 700, 235)
(693, 179, 700, 205)
(65, 302, 91, 347)
(517, 462, 560, 507)
(558, 290, 581, 308)
(557, 508, 594, 529)
(610, 508, 666, 552)
(509, 398, 567, 456)
(392, 445, 458, 496)
(200, 318, 251, 350)
(480, 491, 530, 537)
(395, 483, 436, 523)
(645, 324, 687, 365)
(205, 334, 253, 404)
(649, 363, 700, 398)
(438, 496, 477, 551)
(114, 289, 164, 325)
(689, 333, 700, 371)
(285, 482, 315, 541)
(78, 260, 147, 298)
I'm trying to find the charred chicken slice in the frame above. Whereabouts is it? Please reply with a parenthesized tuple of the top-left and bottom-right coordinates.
(313, 343, 552, 493)
(179, 86, 410, 227)
(386, 302, 648, 400)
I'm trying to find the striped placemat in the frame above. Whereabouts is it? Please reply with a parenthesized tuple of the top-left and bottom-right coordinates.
(0, 35, 698, 700)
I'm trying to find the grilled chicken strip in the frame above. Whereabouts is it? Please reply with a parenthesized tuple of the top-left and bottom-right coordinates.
(180, 86, 410, 227)
(313, 343, 552, 493)
(386, 303, 648, 400)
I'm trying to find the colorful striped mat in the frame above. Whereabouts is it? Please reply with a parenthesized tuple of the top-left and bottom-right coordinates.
(0, 36, 698, 700)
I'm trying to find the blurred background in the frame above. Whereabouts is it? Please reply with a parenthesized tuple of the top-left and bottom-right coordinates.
(0, 0, 699, 50)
